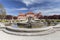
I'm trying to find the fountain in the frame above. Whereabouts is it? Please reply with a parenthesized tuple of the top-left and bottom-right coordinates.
(3, 17, 55, 36)
(17, 16, 32, 28)
(17, 17, 45, 28)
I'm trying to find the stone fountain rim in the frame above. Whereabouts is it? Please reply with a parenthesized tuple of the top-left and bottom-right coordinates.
(6, 26, 53, 31)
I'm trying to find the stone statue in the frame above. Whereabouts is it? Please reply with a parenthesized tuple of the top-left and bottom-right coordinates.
(26, 17, 32, 28)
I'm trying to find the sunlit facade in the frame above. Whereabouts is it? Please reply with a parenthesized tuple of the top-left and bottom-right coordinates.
(18, 12, 42, 20)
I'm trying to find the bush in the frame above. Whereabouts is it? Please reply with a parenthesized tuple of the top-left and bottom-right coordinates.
(56, 21, 60, 22)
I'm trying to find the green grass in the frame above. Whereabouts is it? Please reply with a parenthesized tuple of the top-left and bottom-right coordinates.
(0, 19, 60, 23)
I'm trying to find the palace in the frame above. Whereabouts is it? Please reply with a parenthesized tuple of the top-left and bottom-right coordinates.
(18, 12, 42, 20)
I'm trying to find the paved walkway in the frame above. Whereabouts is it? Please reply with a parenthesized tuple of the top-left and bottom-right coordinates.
(0, 30, 60, 40)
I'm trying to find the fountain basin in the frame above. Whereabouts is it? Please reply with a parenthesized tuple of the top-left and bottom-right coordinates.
(3, 26, 55, 36)
(6, 26, 53, 32)
(52, 23, 60, 31)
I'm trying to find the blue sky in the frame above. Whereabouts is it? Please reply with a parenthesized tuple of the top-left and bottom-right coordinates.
(0, 0, 60, 16)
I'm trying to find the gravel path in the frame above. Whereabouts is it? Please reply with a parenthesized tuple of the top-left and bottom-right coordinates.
(0, 30, 60, 40)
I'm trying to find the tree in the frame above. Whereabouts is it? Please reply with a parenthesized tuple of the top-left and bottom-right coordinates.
(5, 15, 13, 20)
(0, 3, 6, 19)
(13, 16, 17, 20)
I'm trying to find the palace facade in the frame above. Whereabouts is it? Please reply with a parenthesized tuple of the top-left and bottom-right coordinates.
(18, 12, 42, 20)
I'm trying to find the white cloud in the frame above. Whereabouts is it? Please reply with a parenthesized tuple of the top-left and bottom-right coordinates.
(21, 0, 33, 6)
(5, 8, 28, 16)
(48, 0, 60, 2)
(14, 8, 28, 10)
(20, 0, 45, 6)
(16, 0, 60, 6)
(5, 8, 28, 11)
(31, 8, 60, 15)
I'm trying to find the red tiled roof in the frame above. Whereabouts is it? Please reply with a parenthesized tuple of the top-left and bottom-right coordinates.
(18, 12, 42, 17)
(26, 12, 34, 15)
